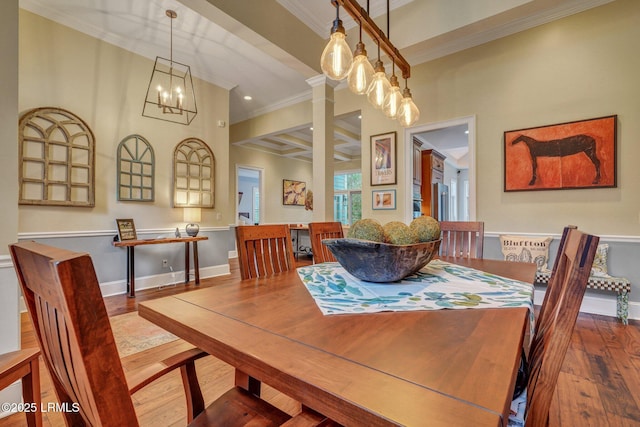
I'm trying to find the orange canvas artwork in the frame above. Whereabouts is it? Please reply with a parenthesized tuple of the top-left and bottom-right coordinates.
(504, 115, 616, 191)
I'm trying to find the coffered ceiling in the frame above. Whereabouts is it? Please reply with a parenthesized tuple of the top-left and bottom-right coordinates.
(20, 0, 614, 165)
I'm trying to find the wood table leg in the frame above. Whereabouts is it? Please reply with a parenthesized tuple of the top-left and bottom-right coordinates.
(235, 369, 261, 397)
(193, 241, 200, 285)
(184, 242, 190, 283)
(22, 355, 42, 427)
(127, 246, 135, 298)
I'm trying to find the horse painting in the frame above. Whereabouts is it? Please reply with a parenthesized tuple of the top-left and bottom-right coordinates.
(511, 134, 601, 185)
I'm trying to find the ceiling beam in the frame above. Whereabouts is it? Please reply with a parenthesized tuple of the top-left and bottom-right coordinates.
(335, 0, 411, 78)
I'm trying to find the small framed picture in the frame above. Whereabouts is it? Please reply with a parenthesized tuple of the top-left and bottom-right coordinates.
(371, 131, 397, 186)
(372, 190, 396, 210)
(115, 218, 137, 241)
(283, 179, 306, 206)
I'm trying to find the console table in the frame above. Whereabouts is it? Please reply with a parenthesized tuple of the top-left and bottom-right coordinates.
(113, 236, 208, 297)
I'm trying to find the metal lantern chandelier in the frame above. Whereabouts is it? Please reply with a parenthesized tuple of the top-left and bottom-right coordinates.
(142, 10, 197, 125)
(321, 0, 419, 127)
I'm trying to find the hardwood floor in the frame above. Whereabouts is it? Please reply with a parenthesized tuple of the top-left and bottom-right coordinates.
(2, 255, 639, 426)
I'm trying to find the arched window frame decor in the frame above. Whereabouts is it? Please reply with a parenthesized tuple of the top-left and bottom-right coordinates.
(173, 138, 214, 208)
(117, 134, 155, 202)
(18, 107, 95, 207)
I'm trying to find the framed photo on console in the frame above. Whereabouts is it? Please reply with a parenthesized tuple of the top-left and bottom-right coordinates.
(115, 218, 137, 241)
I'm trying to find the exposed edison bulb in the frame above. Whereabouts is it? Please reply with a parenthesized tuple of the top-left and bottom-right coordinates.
(382, 74, 402, 119)
(367, 60, 391, 109)
(320, 27, 353, 81)
(347, 42, 374, 95)
(398, 87, 420, 127)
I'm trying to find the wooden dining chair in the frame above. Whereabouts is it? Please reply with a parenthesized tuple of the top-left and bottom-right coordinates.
(510, 227, 599, 427)
(9, 241, 299, 426)
(439, 221, 485, 258)
(534, 225, 577, 332)
(308, 222, 344, 263)
(236, 224, 296, 280)
(0, 347, 42, 427)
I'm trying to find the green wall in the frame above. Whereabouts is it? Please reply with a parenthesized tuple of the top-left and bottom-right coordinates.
(406, 0, 640, 235)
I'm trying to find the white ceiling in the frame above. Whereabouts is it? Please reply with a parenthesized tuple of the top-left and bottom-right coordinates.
(415, 125, 470, 170)
(20, 0, 614, 165)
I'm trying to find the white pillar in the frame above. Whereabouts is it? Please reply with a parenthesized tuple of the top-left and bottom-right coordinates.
(306, 75, 339, 221)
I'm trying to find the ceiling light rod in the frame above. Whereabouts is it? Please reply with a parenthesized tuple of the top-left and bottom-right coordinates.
(332, 0, 410, 79)
(161, 10, 183, 114)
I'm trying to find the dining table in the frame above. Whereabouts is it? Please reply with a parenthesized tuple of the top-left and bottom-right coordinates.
(138, 256, 536, 426)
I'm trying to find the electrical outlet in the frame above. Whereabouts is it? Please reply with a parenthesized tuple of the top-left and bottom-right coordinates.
(162, 259, 168, 268)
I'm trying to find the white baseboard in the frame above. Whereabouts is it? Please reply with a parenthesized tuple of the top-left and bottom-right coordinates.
(100, 263, 231, 297)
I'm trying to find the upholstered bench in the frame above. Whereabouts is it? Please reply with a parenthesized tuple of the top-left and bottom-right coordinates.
(499, 235, 631, 325)
(534, 270, 631, 324)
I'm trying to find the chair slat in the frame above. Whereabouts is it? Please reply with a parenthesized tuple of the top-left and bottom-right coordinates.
(439, 221, 484, 258)
(308, 222, 344, 264)
(236, 225, 296, 280)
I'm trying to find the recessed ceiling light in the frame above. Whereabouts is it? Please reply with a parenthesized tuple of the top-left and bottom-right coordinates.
(465, 130, 469, 134)
(243, 95, 252, 101)
(358, 115, 362, 119)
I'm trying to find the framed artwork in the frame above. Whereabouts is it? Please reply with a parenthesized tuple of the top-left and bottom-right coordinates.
(283, 179, 306, 206)
(504, 115, 617, 191)
(372, 189, 396, 210)
(371, 131, 397, 186)
(115, 218, 137, 241)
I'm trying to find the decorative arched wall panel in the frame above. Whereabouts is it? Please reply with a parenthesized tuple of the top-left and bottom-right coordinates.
(173, 138, 214, 208)
(19, 107, 95, 207)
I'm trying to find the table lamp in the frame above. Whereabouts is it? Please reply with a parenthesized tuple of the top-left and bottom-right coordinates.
(184, 207, 201, 236)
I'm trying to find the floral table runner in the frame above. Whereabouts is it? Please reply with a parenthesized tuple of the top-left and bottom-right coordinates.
(297, 259, 534, 325)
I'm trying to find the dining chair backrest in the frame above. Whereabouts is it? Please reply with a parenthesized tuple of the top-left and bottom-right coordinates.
(534, 225, 577, 333)
(10, 241, 139, 426)
(308, 222, 344, 263)
(439, 221, 485, 258)
(524, 227, 599, 427)
(236, 224, 296, 280)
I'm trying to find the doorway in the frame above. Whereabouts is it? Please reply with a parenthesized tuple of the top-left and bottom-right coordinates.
(236, 166, 263, 225)
(404, 116, 476, 222)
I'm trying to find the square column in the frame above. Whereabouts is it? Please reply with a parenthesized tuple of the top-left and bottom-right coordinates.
(306, 75, 339, 221)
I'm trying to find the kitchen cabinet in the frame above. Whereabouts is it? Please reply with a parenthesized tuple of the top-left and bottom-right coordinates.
(420, 149, 446, 216)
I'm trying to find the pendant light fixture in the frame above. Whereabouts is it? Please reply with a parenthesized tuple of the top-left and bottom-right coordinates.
(322, 0, 420, 127)
(320, 3, 353, 81)
(397, 79, 419, 127)
(347, 39, 374, 95)
(383, 62, 402, 119)
(142, 9, 197, 125)
(347, 1, 374, 95)
(367, 44, 391, 110)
